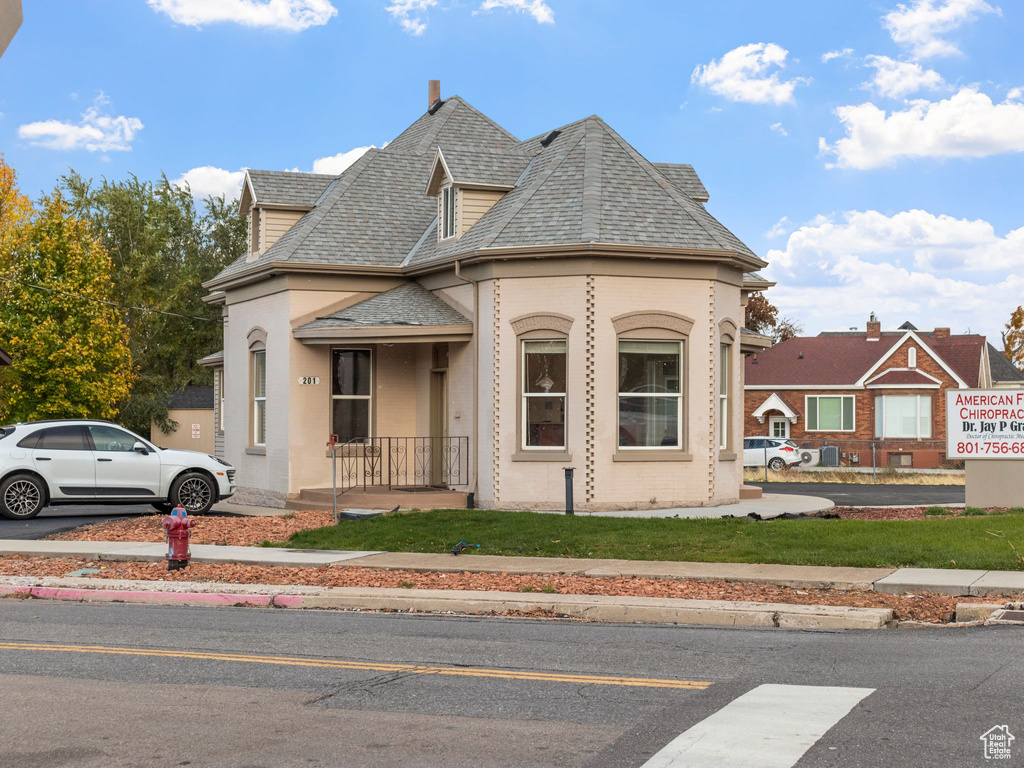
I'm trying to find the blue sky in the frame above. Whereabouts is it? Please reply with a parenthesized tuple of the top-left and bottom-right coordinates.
(1, 0, 1021, 341)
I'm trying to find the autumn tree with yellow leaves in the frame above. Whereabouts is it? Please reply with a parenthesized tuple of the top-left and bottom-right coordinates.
(0, 157, 134, 422)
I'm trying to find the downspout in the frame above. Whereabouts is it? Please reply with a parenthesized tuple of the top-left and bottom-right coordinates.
(454, 259, 479, 501)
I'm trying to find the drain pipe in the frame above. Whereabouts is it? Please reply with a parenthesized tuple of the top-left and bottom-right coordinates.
(454, 259, 479, 505)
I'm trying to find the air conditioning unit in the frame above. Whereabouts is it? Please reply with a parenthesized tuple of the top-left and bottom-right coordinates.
(821, 446, 840, 467)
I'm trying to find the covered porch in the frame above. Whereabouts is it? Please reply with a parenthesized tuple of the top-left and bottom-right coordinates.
(289, 283, 475, 500)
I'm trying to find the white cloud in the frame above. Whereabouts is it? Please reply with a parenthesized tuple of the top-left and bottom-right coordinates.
(822, 48, 854, 63)
(173, 166, 247, 200)
(148, 0, 337, 31)
(819, 87, 1024, 169)
(765, 208, 1024, 336)
(882, 0, 999, 58)
(311, 145, 376, 174)
(18, 94, 143, 152)
(476, 0, 554, 24)
(862, 55, 945, 98)
(691, 43, 810, 105)
(386, 0, 436, 35)
(769, 122, 788, 136)
(765, 216, 790, 239)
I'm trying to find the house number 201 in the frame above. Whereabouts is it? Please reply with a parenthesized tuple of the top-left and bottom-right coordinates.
(298, 376, 321, 385)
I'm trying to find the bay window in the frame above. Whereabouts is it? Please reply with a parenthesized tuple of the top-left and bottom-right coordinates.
(806, 395, 855, 432)
(522, 340, 566, 449)
(332, 349, 372, 444)
(618, 340, 683, 448)
(875, 395, 932, 439)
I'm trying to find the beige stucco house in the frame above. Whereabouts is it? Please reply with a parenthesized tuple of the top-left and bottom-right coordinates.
(203, 83, 770, 510)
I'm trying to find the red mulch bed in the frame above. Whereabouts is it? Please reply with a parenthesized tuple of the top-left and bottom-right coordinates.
(0, 555, 1009, 624)
(45, 510, 334, 546)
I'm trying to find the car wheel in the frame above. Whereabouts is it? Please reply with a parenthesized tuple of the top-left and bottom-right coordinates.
(169, 472, 216, 515)
(767, 457, 786, 471)
(0, 474, 46, 520)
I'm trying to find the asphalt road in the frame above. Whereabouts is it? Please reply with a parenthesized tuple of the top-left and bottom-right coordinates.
(0, 504, 157, 540)
(751, 481, 966, 507)
(0, 601, 1019, 767)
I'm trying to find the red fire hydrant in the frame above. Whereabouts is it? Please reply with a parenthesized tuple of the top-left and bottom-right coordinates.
(162, 505, 196, 571)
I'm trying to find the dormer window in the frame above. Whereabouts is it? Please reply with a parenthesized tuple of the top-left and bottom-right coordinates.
(250, 207, 261, 255)
(441, 186, 456, 239)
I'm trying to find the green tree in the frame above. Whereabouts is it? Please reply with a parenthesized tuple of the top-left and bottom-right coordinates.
(0, 189, 134, 421)
(1003, 306, 1024, 370)
(61, 173, 245, 433)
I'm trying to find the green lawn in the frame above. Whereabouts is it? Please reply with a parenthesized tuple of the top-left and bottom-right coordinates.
(280, 509, 1024, 571)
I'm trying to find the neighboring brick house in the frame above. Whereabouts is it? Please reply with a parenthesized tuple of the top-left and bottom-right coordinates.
(743, 316, 1020, 468)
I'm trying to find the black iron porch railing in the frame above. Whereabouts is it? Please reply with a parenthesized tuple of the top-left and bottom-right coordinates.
(335, 436, 469, 495)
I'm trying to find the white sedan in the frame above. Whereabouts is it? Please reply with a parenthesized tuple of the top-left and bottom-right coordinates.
(0, 419, 235, 519)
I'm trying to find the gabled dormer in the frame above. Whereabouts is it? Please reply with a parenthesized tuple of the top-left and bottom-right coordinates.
(425, 148, 529, 242)
(238, 170, 335, 262)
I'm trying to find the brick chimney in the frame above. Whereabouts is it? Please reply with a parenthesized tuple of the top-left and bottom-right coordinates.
(934, 327, 950, 339)
(866, 312, 881, 340)
(428, 79, 440, 107)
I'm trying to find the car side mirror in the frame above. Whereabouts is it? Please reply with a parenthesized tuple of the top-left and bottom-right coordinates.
(133, 441, 149, 455)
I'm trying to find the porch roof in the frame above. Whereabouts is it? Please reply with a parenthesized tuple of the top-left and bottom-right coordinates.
(293, 283, 473, 343)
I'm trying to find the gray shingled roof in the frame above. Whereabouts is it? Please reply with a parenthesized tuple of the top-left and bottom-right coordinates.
(988, 343, 1024, 382)
(653, 163, 709, 202)
(168, 386, 214, 410)
(212, 96, 760, 285)
(246, 170, 336, 209)
(297, 283, 470, 331)
(437, 148, 531, 189)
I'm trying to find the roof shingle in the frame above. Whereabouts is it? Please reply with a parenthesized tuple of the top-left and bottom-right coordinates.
(297, 283, 470, 331)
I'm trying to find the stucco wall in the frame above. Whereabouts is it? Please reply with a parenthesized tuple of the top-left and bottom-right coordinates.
(151, 409, 214, 454)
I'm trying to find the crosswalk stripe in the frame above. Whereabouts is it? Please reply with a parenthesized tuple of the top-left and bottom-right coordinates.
(641, 683, 874, 768)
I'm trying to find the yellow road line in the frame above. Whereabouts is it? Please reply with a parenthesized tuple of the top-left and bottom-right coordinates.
(0, 641, 712, 690)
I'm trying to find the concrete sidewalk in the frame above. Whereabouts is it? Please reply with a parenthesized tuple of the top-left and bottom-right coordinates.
(1, 538, 1022, 596)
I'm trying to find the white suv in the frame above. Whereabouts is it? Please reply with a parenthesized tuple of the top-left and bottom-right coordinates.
(0, 420, 236, 519)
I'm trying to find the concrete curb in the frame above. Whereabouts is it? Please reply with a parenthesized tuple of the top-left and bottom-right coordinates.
(0, 577, 894, 630)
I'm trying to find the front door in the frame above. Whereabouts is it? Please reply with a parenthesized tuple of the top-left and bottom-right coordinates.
(86, 424, 162, 499)
(769, 416, 790, 439)
(429, 343, 449, 486)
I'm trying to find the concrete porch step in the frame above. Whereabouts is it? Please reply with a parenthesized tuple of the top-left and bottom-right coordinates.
(290, 487, 469, 511)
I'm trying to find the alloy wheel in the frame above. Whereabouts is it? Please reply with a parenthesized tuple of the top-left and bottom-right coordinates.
(4, 480, 41, 517)
(177, 478, 212, 512)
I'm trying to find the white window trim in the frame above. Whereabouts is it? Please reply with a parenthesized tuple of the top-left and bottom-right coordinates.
(332, 348, 373, 443)
(618, 339, 684, 450)
(218, 370, 225, 432)
(804, 394, 856, 433)
(440, 186, 456, 240)
(252, 351, 266, 447)
(719, 343, 730, 451)
(908, 347, 917, 368)
(521, 339, 567, 451)
(875, 394, 932, 439)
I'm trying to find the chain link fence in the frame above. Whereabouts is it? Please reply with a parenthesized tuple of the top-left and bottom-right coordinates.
(743, 437, 964, 483)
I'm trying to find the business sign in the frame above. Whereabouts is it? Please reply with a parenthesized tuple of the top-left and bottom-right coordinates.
(191, 423, 201, 439)
(946, 390, 1024, 459)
